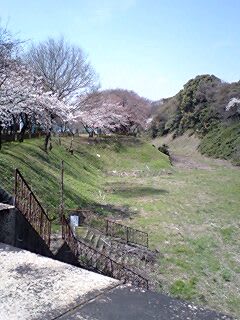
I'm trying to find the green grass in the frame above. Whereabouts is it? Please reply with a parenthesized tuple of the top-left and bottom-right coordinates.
(199, 122, 240, 165)
(0, 134, 239, 318)
(170, 277, 198, 300)
(0, 135, 169, 219)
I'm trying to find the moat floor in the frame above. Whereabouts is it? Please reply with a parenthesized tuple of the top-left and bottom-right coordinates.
(0, 243, 234, 320)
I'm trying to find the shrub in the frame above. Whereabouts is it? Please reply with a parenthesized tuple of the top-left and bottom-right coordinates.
(158, 144, 170, 156)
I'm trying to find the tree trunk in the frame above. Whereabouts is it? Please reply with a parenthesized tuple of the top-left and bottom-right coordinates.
(82, 123, 94, 138)
(44, 131, 51, 152)
(18, 114, 29, 142)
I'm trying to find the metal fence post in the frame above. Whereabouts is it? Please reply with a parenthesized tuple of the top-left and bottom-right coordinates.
(29, 191, 32, 220)
(14, 169, 18, 206)
(106, 219, 109, 236)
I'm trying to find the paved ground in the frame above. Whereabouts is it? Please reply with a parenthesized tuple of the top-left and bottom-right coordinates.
(0, 243, 235, 320)
(0, 243, 118, 320)
(58, 285, 234, 320)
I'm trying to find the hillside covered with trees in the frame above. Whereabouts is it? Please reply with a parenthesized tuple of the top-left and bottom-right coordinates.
(150, 75, 240, 164)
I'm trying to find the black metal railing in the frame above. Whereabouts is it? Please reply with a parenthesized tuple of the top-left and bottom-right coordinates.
(14, 169, 51, 247)
(67, 209, 148, 248)
(62, 214, 149, 289)
(85, 214, 148, 248)
(106, 219, 148, 248)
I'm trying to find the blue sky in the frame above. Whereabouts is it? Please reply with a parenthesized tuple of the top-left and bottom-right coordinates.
(0, 0, 240, 100)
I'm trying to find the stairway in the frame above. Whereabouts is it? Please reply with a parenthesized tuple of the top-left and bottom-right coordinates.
(11, 170, 150, 289)
(75, 225, 157, 280)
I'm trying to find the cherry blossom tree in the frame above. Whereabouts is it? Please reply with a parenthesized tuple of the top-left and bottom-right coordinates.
(226, 97, 240, 113)
(69, 102, 132, 136)
(225, 97, 240, 122)
(69, 89, 151, 136)
(0, 31, 69, 150)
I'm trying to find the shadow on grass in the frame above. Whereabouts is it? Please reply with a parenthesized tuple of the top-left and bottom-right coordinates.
(105, 182, 169, 198)
(83, 203, 138, 219)
(69, 135, 145, 154)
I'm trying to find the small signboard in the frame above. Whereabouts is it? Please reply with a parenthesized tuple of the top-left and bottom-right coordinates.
(70, 215, 79, 234)
(68, 210, 87, 225)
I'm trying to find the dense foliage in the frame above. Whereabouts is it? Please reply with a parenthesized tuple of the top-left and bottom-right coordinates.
(151, 74, 240, 163)
(199, 123, 240, 165)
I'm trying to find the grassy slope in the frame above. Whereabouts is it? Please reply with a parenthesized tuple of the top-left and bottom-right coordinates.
(199, 122, 240, 165)
(0, 135, 169, 217)
(0, 135, 239, 317)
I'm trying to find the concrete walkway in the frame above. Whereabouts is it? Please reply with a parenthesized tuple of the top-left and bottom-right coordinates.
(0, 243, 234, 320)
(58, 285, 234, 320)
(0, 243, 118, 320)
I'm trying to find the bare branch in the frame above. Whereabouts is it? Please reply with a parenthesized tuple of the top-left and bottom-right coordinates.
(25, 37, 99, 101)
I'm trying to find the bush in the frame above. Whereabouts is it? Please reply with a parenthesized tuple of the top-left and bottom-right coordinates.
(199, 122, 240, 164)
(158, 144, 170, 156)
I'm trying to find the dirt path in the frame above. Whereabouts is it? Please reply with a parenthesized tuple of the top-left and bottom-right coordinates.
(169, 153, 237, 170)
(153, 133, 238, 171)
(170, 154, 213, 170)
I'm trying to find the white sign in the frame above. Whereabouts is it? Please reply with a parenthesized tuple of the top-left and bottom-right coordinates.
(70, 215, 79, 231)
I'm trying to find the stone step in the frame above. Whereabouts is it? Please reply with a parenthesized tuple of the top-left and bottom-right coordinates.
(83, 228, 90, 240)
(76, 226, 88, 239)
(87, 230, 95, 242)
(75, 225, 154, 283)
(102, 245, 111, 256)
(124, 255, 131, 265)
(99, 260, 109, 273)
(92, 234, 100, 249)
(115, 254, 124, 265)
(127, 255, 137, 266)
(96, 238, 104, 252)
(50, 233, 65, 255)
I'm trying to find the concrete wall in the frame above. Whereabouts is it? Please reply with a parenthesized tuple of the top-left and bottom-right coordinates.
(0, 187, 13, 205)
(0, 207, 54, 258)
(14, 209, 54, 258)
(55, 242, 80, 266)
(0, 187, 83, 267)
(0, 186, 53, 257)
(0, 208, 15, 246)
